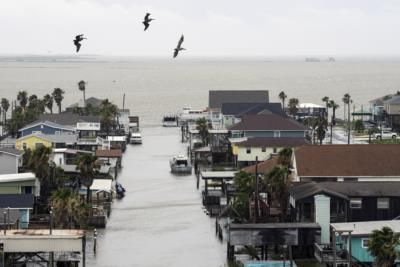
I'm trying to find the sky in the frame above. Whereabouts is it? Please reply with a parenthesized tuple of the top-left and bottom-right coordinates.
(1, 0, 400, 57)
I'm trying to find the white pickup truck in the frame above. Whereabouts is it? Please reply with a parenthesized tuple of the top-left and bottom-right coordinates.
(374, 131, 397, 140)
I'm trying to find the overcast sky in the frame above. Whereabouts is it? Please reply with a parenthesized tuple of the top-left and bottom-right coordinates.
(1, 0, 400, 57)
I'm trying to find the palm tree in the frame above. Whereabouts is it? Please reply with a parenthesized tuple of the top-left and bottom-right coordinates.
(278, 91, 287, 110)
(27, 146, 52, 199)
(196, 117, 210, 146)
(343, 93, 351, 144)
(322, 96, 330, 119)
(265, 165, 290, 221)
(277, 147, 292, 167)
(304, 117, 318, 144)
(78, 80, 87, 107)
(99, 99, 118, 136)
(50, 188, 89, 229)
(76, 154, 99, 204)
(328, 100, 339, 144)
(1, 98, 10, 126)
(17, 91, 28, 112)
(52, 88, 65, 113)
(367, 226, 400, 267)
(316, 117, 328, 145)
(43, 94, 53, 114)
(287, 98, 299, 117)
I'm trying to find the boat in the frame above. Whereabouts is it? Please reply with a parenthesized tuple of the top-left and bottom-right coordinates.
(130, 132, 142, 144)
(162, 115, 178, 127)
(169, 155, 192, 174)
(178, 107, 208, 126)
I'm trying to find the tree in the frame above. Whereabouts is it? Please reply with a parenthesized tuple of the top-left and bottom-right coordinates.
(27, 146, 52, 200)
(343, 93, 351, 144)
(43, 94, 53, 114)
(304, 117, 318, 144)
(76, 154, 99, 204)
(367, 226, 400, 267)
(354, 119, 365, 133)
(99, 99, 118, 136)
(316, 117, 328, 145)
(17, 91, 28, 112)
(265, 165, 290, 221)
(287, 98, 299, 117)
(322, 96, 330, 119)
(196, 117, 210, 146)
(232, 171, 256, 221)
(277, 147, 292, 167)
(328, 100, 339, 144)
(278, 91, 287, 110)
(78, 80, 87, 107)
(50, 188, 89, 229)
(368, 127, 379, 144)
(1, 98, 10, 126)
(52, 88, 65, 113)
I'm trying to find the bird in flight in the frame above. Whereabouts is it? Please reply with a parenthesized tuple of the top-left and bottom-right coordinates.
(143, 13, 154, 31)
(73, 34, 86, 53)
(173, 34, 185, 58)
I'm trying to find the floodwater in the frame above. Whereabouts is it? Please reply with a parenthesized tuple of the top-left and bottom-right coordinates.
(86, 126, 226, 267)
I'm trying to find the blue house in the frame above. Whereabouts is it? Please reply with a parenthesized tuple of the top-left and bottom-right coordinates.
(315, 220, 400, 266)
(18, 120, 74, 137)
(0, 194, 34, 229)
(229, 114, 307, 139)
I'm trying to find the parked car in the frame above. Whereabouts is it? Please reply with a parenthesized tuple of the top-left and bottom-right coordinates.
(374, 131, 397, 140)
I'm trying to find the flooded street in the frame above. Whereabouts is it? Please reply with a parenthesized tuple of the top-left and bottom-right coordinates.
(86, 126, 226, 267)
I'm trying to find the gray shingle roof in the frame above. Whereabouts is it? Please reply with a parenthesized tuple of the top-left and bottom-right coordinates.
(229, 114, 306, 131)
(0, 194, 34, 208)
(290, 181, 400, 201)
(383, 95, 400, 104)
(38, 114, 100, 126)
(19, 120, 74, 132)
(221, 102, 286, 117)
(209, 90, 269, 109)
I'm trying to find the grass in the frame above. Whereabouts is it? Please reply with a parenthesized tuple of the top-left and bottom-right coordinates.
(370, 139, 400, 144)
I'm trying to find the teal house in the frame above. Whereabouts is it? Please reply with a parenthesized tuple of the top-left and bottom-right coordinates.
(331, 221, 400, 265)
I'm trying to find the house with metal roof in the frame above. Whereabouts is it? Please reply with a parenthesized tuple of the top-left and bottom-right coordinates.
(208, 90, 269, 109)
(293, 144, 400, 182)
(0, 148, 24, 174)
(0, 172, 40, 196)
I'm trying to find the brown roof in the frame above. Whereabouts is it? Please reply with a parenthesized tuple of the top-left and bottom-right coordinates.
(229, 114, 306, 131)
(95, 149, 122, 158)
(242, 156, 279, 174)
(237, 137, 307, 147)
(295, 145, 400, 177)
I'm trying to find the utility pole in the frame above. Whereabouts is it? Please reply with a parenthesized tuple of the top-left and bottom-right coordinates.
(254, 156, 259, 223)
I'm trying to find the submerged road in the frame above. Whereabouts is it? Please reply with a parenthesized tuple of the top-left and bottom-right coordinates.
(86, 126, 225, 267)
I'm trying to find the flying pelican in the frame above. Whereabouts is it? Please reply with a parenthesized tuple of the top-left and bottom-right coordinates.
(173, 34, 185, 58)
(143, 13, 155, 31)
(73, 34, 86, 53)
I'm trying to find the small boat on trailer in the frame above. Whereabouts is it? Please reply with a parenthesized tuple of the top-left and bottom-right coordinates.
(170, 155, 192, 174)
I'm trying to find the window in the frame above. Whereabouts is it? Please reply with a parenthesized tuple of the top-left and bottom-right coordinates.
(21, 186, 32, 194)
(246, 148, 251, 154)
(273, 131, 280, 137)
(32, 131, 42, 134)
(261, 147, 266, 152)
(273, 147, 278, 153)
(377, 198, 389, 209)
(22, 143, 27, 150)
(361, 238, 370, 248)
(54, 131, 61, 135)
(350, 198, 362, 209)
